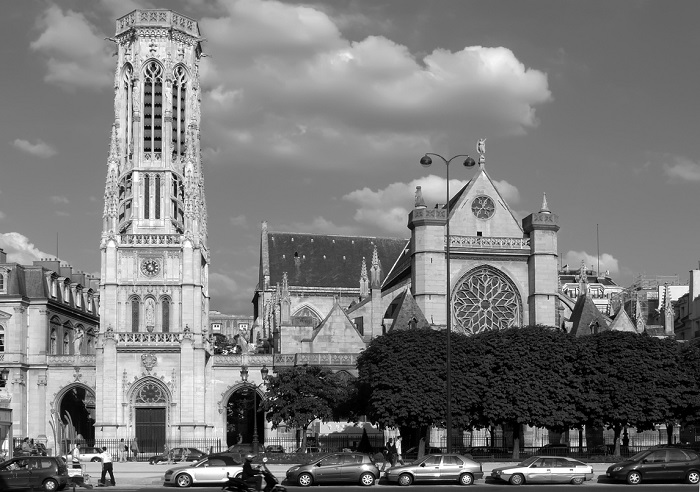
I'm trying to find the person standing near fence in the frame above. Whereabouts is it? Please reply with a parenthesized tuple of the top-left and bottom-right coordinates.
(98, 446, 115, 486)
(395, 436, 404, 465)
(119, 439, 127, 463)
(130, 438, 139, 462)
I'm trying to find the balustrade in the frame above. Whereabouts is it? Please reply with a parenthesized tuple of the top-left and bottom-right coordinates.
(449, 235, 530, 250)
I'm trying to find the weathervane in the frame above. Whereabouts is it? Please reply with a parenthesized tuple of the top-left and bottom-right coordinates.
(477, 138, 486, 169)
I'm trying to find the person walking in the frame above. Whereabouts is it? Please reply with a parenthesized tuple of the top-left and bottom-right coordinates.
(119, 439, 127, 463)
(71, 443, 84, 473)
(130, 438, 139, 462)
(395, 436, 404, 465)
(388, 438, 398, 467)
(98, 446, 115, 486)
(164, 444, 172, 465)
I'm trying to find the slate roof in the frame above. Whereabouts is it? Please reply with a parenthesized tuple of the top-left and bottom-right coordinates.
(387, 289, 431, 331)
(568, 294, 611, 336)
(264, 232, 408, 289)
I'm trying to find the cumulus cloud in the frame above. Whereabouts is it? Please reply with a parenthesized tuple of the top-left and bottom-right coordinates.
(30, 5, 114, 91)
(50, 196, 69, 204)
(209, 271, 252, 313)
(343, 174, 521, 234)
(563, 250, 620, 277)
(0, 232, 54, 265)
(663, 156, 700, 182)
(13, 139, 57, 158)
(199, 0, 551, 172)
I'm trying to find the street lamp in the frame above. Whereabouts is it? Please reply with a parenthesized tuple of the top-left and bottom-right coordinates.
(419, 152, 476, 454)
(241, 365, 270, 454)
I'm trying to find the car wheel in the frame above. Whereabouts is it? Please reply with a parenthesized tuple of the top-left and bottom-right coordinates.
(688, 471, 700, 484)
(234, 472, 243, 479)
(297, 472, 313, 487)
(459, 473, 474, 485)
(398, 473, 413, 486)
(359, 472, 375, 486)
(91, 457, 101, 462)
(43, 479, 58, 491)
(626, 471, 642, 485)
(176, 473, 193, 488)
(571, 477, 584, 485)
(509, 474, 525, 485)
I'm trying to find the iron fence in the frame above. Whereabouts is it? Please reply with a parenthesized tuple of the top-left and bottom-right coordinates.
(262, 434, 386, 454)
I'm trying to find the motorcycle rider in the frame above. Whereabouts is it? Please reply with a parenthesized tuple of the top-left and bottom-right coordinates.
(242, 454, 263, 491)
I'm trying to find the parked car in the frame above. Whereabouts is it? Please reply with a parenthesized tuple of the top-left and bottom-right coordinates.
(62, 446, 104, 462)
(402, 446, 443, 462)
(149, 447, 207, 464)
(286, 452, 380, 486)
(162, 455, 243, 487)
(0, 456, 69, 491)
(491, 456, 594, 485)
(385, 453, 483, 486)
(265, 445, 285, 454)
(13, 442, 49, 457)
(606, 447, 700, 485)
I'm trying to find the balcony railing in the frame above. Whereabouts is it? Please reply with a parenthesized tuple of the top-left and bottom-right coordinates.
(449, 235, 530, 251)
(47, 355, 97, 366)
(116, 332, 183, 344)
(121, 234, 180, 245)
(273, 353, 359, 367)
(212, 354, 273, 366)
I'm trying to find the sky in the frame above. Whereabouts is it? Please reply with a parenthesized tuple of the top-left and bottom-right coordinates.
(1, 0, 700, 315)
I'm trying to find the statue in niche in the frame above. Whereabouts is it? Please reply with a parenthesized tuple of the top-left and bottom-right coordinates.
(145, 298, 155, 331)
(74, 328, 84, 354)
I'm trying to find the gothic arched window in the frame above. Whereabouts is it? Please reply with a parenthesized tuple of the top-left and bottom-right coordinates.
(172, 65, 187, 156)
(452, 265, 522, 335)
(131, 297, 140, 332)
(122, 64, 133, 155)
(50, 329, 57, 355)
(0, 272, 5, 293)
(155, 174, 161, 219)
(143, 61, 163, 153)
(144, 173, 150, 219)
(135, 381, 167, 404)
(0, 326, 5, 353)
(161, 298, 170, 333)
(63, 332, 70, 355)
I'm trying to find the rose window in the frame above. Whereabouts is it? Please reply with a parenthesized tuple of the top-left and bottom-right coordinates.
(452, 266, 522, 334)
(135, 382, 166, 404)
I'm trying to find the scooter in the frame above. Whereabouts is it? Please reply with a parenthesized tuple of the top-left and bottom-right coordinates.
(223, 458, 286, 492)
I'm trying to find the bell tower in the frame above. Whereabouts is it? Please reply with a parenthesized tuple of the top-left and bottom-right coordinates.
(98, 10, 210, 443)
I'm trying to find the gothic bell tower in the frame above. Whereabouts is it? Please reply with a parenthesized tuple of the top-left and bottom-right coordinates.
(98, 10, 210, 443)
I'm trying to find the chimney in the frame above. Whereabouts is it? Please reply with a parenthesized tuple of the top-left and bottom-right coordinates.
(0, 248, 6, 263)
(59, 264, 74, 279)
(34, 258, 61, 273)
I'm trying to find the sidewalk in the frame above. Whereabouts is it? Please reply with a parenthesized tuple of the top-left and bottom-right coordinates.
(76, 461, 612, 487)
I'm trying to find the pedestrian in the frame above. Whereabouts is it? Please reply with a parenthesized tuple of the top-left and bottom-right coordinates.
(388, 438, 398, 467)
(99, 446, 115, 486)
(130, 438, 139, 462)
(20, 438, 31, 456)
(119, 439, 127, 463)
(180, 447, 190, 463)
(395, 436, 404, 465)
(71, 443, 83, 473)
(164, 444, 172, 464)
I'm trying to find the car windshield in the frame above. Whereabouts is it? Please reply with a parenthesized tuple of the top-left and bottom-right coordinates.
(629, 450, 650, 461)
(517, 456, 540, 467)
(192, 458, 209, 467)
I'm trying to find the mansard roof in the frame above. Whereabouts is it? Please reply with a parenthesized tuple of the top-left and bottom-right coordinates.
(264, 231, 407, 289)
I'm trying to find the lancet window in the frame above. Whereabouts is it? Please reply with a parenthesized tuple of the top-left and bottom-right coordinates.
(161, 297, 170, 333)
(143, 61, 163, 153)
(0, 326, 5, 353)
(122, 64, 133, 156)
(131, 297, 140, 332)
(172, 65, 187, 156)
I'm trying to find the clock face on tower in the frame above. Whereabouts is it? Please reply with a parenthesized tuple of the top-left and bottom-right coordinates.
(140, 258, 161, 277)
(471, 195, 495, 220)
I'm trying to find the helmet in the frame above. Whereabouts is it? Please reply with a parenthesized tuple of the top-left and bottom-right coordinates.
(245, 454, 254, 461)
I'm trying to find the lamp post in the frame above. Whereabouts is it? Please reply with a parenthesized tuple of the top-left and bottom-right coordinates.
(240, 365, 269, 454)
(419, 152, 476, 454)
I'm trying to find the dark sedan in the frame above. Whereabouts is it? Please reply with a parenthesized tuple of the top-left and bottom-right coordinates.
(286, 452, 380, 486)
(606, 447, 700, 485)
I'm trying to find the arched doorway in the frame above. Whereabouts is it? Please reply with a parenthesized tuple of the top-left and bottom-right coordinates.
(226, 386, 265, 448)
(58, 385, 96, 442)
(130, 378, 170, 454)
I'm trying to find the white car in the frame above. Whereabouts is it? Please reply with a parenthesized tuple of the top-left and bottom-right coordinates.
(491, 456, 594, 485)
(162, 454, 243, 488)
(62, 446, 104, 463)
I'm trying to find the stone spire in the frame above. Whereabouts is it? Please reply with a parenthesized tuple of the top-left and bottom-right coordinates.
(414, 186, 426, 209)
(359, 256, 369, 298)
(663, 282, 674, 335)
(578, 260, 588, 297)
(370, 245, 382, 289)
(540, 192, 550, 214)
(102, 124, 120, 233)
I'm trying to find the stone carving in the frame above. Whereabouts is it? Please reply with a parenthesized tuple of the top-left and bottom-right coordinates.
(141, 353, 157, 373)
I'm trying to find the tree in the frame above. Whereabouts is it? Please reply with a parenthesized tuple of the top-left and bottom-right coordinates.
(260, 364, 340, 451)
(576, 331, 682, 455)
(463, 326, 583, 459)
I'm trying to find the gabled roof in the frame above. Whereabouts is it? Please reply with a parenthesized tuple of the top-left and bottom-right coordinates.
(262, 231, 407, 289)
(608, 307, 639, 333)
(382, 242, 411, 290)
(568, 294, 610, 336)
(388, 289, 431, 331)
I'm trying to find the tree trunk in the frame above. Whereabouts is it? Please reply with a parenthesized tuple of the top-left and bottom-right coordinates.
(613, 424, 622, 457)
(667, 423, 674, 445)
(301, 425, 308, 452)
(511, 422, 521, 460)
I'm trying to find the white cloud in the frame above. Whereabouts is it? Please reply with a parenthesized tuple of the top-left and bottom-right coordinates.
(30, 5, 114, 91)
(50, 196, 69, 204)
(209, 271, 252, 313)
(563, 250, 620, 277)
(0, 232, 54, 265)
(230, 215, 248, 228)
(200, 0, 551, 172)
(13, 139, 57, 158)
(663, 156, 700, 182)
(343, 174, 521, 234)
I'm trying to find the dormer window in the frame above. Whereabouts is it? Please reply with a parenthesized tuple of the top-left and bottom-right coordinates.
(0, 271, 5, 293)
